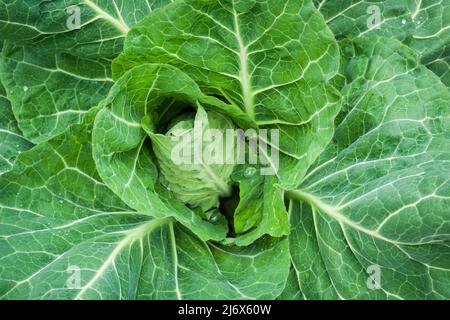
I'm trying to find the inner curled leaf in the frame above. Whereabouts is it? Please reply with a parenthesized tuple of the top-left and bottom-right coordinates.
(143, 105, 236, 212)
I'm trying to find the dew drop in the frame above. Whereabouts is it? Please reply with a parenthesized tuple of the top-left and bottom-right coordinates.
(209, 211, 221, 223)
(401, 18, 407, 25)
(23, 86, 29, 92)
(59, 200, 64, 204)
(244, 167, 257, 178)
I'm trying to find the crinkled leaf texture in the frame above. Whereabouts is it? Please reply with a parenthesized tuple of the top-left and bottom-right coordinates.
(106, 0, 343, 246)
(285, 36, 450, 300)
(0, 1, 449, 301)
(315, 0, 450, 87)
(0, 112, 290, 299)
(93, 63, 235, 241)
(114, 0, 342, 188)
(0, 1, 172, 143)
(143, 105, 236, 212)
(0, 42, 33, 174)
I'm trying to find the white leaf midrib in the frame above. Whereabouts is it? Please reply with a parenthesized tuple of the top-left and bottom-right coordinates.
(232, 10, 254, 119)
(75, 218, 169, 299)
(168, 222, 182, 300)
(288, 190, 429, 246)
(0, 128, 27, 140)
(84, 0, 129, 35)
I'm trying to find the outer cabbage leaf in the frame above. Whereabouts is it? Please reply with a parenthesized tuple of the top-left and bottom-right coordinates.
(0, 111, 290, 300)
(285, 36, 450, 299)
(0, 43, 113, 143)
(0, 43, 33, 174)
(315, 0, 450, 87)
(277, 267, 305, 300)
(113, 0, 342, 187)
(0, 0, 172, 143)
(0, 0, 168, 45)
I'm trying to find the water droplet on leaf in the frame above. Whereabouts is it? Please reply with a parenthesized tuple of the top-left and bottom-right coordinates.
(209, 211, 221, 223)
(244, 167, 256, 178)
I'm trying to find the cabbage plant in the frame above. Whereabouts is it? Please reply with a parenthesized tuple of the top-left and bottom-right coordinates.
(0, 0, 449, 300)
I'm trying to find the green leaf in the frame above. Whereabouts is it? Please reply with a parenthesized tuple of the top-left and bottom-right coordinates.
(115, 0, 339, 120)
(0, 43, 33, 174)
(230, 166, 290, 246)
(0, 113, 290, 300)
(143, 105, 235, 212)
(285, 201, 341, 299)
(277, 267, 305, 300)
(286, 36, 450, 299)
(316, 0, 450, 86)
(0, 0, 159, 44)
(92, 63, 240, 241)
(0, 1, 173, 143)
(113, 0, 342, 187)
(0, 43, 113, 143)
(0, 80, 33, 174)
